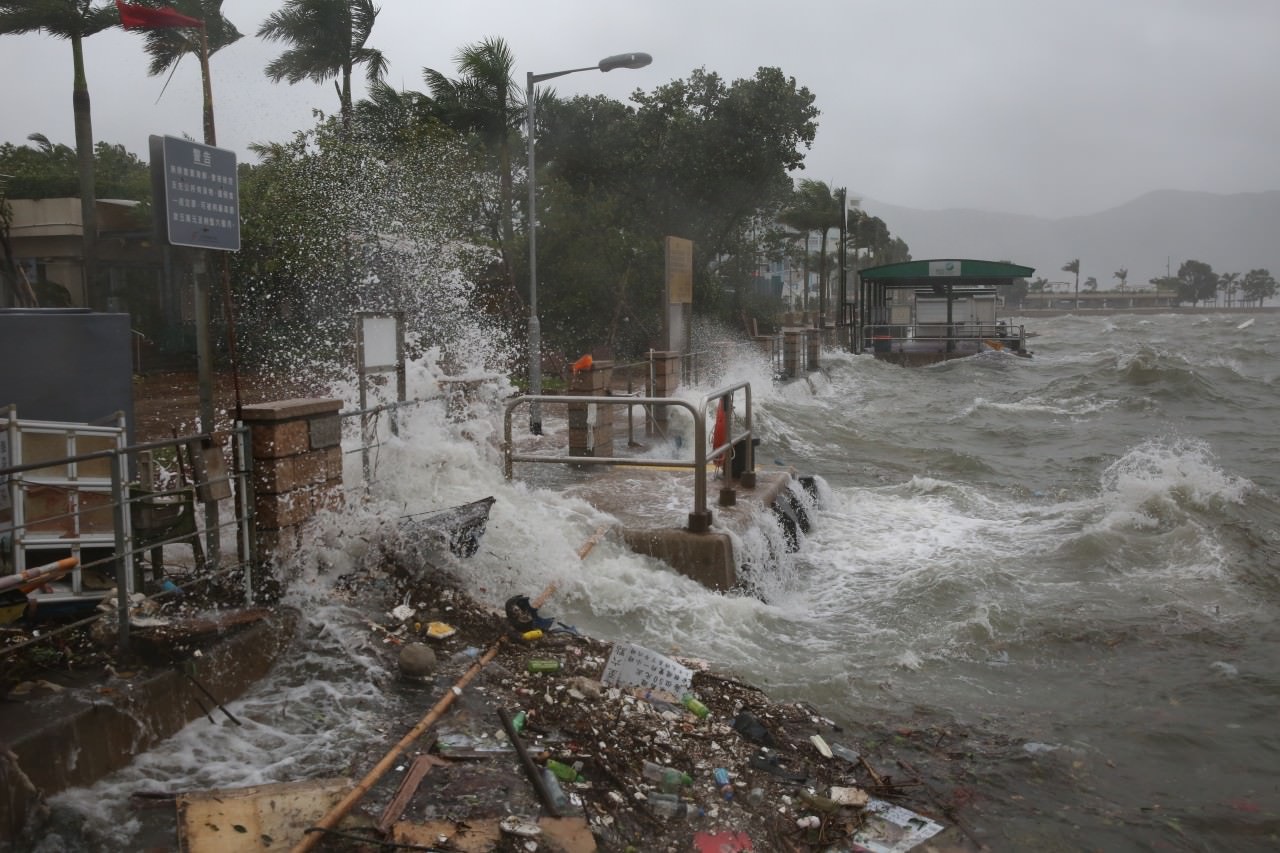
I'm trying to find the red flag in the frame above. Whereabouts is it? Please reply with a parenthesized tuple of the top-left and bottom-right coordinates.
(116, 1, 204, 29)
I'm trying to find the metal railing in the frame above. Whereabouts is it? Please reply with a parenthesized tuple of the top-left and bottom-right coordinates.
(1, 426, 254, 656)
(501, 381, 754, 532)
(861, 322, 1028, 354)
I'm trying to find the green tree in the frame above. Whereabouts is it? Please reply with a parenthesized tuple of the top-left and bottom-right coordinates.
(1062, 258, 1080, 306)
(0, 135, 150, 201)
(529, 68, 819, 355)
(124, 0, 242, 145)
(1176, 259, 1218, 306)
(0, 0, 118, 290)
(258, 0, 387, 129)
(1217, 271, 1239, 307)
(1113, 266, 1128, 291)
(423, 37, 524, 301)
(779, 178, 842, 318)
(236, 118, 490, 374)
(1240, 268, 1277, 307)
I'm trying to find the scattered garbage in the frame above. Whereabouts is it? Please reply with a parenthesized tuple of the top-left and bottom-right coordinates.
(289, 576, 966, 851)
(600, 642, 693, 694)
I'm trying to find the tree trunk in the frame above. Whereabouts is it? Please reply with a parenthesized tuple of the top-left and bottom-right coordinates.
(198, 28, 216, 145)
(71, 34, 97, 304)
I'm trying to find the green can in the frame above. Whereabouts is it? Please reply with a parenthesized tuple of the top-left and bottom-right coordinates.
(527, 659, 561, 674)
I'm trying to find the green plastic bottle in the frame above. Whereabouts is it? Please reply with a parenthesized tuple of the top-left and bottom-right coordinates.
(527, 659, 561, 674)
(680, 693, 709, 719)
(545, 759, 582, 782)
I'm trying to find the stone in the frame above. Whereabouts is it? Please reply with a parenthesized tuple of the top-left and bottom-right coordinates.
(398, 643, 437, 681)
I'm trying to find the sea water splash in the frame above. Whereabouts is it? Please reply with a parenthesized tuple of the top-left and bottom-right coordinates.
(45, 313, 1280, 852)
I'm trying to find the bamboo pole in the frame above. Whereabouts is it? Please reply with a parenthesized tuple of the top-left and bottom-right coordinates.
(291, 637, 507, 852)
(293, 523, 607, 851)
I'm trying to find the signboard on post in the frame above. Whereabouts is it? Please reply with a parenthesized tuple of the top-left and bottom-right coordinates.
(150, 135, 240, 251)
(663, 236, 694, 355)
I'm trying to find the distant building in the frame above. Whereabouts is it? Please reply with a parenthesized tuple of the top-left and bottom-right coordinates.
(4, 197, 196, 369)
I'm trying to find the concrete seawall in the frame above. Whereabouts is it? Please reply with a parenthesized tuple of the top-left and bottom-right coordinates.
(1, 609, 298, 845)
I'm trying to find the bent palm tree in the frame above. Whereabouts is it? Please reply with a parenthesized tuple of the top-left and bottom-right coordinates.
(126, 0, 242, 145)
(0, 0, 118, 297)
(258, 0, 387, 128)
(423, 37, 524, 279)
(780, 179, 842, 318)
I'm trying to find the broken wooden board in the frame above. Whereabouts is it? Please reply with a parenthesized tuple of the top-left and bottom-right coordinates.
(391, 816, 597, 852)
(176, 777, 352, 852)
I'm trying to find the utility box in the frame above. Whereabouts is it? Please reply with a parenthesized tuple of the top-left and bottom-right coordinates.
(0, 309, 135, 445)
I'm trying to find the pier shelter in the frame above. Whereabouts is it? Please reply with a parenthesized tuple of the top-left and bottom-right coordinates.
(857, 258, 1035, 365)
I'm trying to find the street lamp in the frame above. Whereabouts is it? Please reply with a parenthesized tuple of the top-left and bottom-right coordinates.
(526, 51, 652, 434)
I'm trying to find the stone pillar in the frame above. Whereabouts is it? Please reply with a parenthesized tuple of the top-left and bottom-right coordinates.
(647, 351, 680, 437)
(783, 331, 803, 379)
(240, 398, 344, 566)
(568, 361, 613, 458)
(807, 328, 822, 372)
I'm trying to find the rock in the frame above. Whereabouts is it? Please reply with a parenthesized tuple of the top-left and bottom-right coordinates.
(398, 642, 437, 681)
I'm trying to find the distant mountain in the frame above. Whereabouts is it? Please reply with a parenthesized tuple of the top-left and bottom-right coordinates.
(858, 190, 1280, 291)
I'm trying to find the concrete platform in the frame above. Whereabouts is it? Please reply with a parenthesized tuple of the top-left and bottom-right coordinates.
(560, 462, 801, 590)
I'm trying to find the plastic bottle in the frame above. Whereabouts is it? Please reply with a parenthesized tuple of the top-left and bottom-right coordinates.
(642, 760, 692, 793)
(545, 758, 582, 782)
(527, 658, 561, 674)
(649, 795, 698, 819)
(830, 742, 861, 764)
(542, 768, 569, 811)
(713, 767, 733, 800)
(680, 693, 709, 719)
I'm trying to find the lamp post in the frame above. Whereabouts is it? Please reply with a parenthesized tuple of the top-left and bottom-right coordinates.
(526, 51, 652, 434)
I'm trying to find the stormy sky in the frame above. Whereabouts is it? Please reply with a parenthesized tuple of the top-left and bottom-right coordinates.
(2, 0, 1278, 218)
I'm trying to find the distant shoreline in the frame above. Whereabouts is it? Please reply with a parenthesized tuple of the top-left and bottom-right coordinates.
(1012, 306, 1278, 318)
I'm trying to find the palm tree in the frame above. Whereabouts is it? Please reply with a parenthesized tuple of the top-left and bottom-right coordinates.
(779, 179, 842, 320)
(1062, 258, 1080, 307)
(258, 0, 387, 129)
(1113, 266, 1128, 292)
(0, 0, 118, 296)
(127, 0, 241, 145)
(423, 37, 523, 283)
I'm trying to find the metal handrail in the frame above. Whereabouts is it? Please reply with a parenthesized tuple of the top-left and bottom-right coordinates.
(861, 322, 1027, 351)
(1, 425, 254, 653)
(501, 381, 753, 531)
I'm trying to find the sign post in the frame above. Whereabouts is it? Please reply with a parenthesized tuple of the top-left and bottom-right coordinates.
(150, 135, 240, 570)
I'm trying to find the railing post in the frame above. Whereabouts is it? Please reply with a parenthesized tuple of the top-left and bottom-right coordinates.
(688, 399, 712, 533)
(648, 351, 680, 438)
(739, 383, 756, 489)
(235, 423, 255, 604)
(109, 452, 131, 653)
(568, 360, 613, 459)
(783, 330, 802, 378)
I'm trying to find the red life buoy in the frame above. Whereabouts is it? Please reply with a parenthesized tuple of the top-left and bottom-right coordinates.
(712, 399, 728, 469)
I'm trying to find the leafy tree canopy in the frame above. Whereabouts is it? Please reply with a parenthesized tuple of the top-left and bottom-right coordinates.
(528, 66, 820, 356)
(0, 135, 150, 200)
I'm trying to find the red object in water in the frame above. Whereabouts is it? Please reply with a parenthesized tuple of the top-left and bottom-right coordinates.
(571, 354, 593, 373)
(693, 830, 753, 852)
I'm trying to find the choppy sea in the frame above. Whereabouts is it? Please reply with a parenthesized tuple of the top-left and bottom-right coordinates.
(38, 311, 1280, 851)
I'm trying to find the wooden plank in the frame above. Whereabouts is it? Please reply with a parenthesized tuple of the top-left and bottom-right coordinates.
(177, 778, 351, 852)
